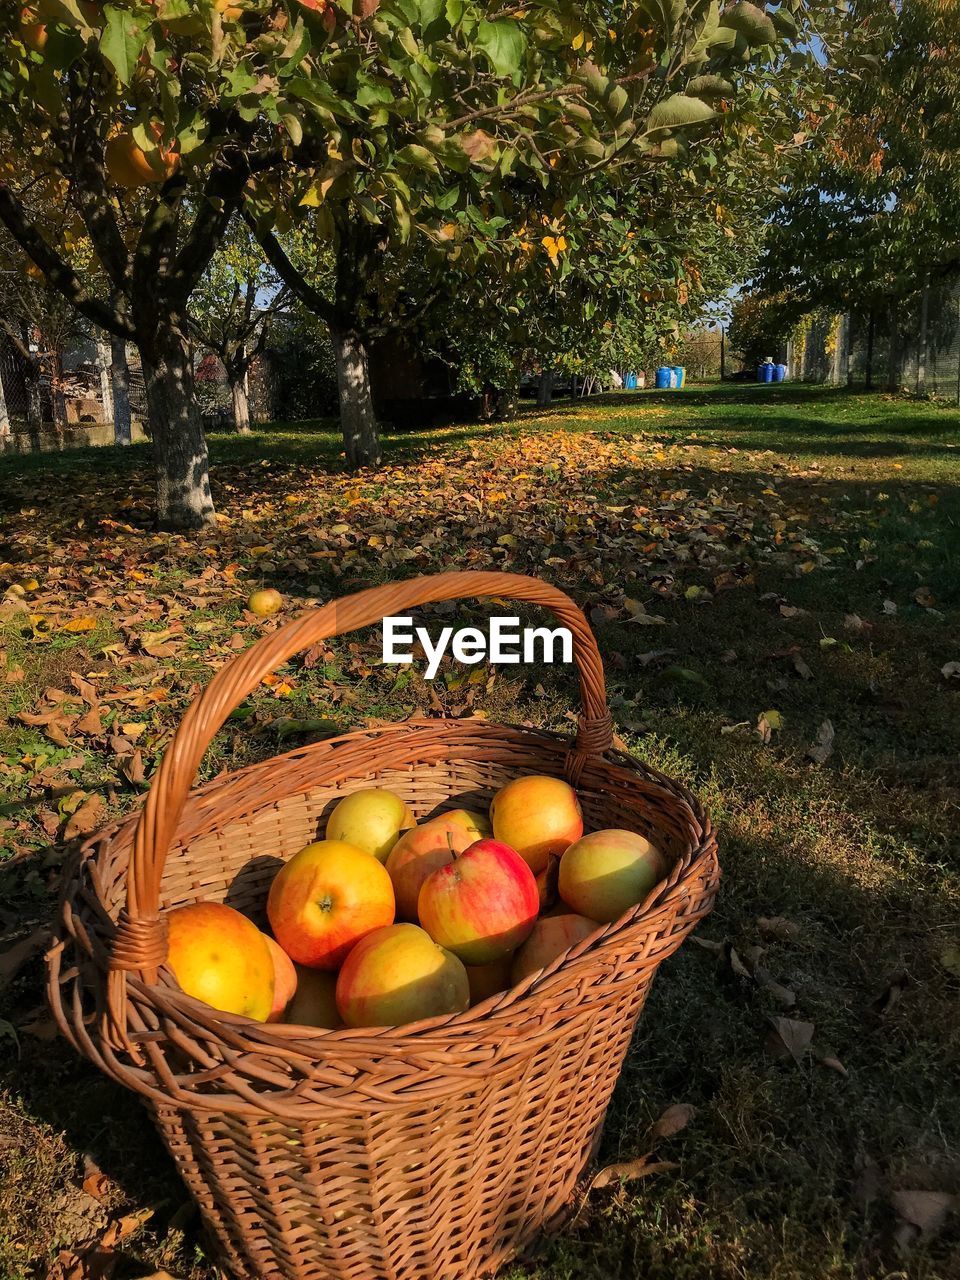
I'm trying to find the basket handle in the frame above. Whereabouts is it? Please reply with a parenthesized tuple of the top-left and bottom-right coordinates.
(109, 570, 612, 980)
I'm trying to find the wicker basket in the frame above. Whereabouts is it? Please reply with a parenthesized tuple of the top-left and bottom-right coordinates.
(47, 570, 719, 1280)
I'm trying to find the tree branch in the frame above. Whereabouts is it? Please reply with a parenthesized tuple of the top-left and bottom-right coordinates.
(245, 213, 337, 326)
(0, 183, 132, 338)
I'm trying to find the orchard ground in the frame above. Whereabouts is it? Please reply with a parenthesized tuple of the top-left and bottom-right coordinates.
(1, 383, 959, 1280)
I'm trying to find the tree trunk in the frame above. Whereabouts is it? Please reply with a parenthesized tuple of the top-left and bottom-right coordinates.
(917, 284, 930, 396)
(50, 349, 68, 429)
(25, 370, 42, 427)
(332, 328, 380, 469)
(111, 333, 132, 446)
(97, 337, 114, 423)
(865, 310, 875, 391)
(887, 301, 901, 392)
(537, 370, 554, 407)
(138, 326, 215, 529)
(0, 362, 9, 440)
(231, 373, 252, 435)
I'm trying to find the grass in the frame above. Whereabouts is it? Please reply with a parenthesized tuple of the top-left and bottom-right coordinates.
(1, 382, 959, 1279)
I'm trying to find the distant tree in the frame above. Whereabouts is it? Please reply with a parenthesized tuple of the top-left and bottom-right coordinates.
(189, 224, 288, 434)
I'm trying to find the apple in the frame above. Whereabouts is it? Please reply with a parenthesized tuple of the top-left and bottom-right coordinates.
(105, 132, 180, 188)
(19, 8, 47, 49)
(417, 838, 539, 965)
(285, 966, 343, 1028)
(443, 808, 492, 840)
(247, 587, 282, 617)
(385, 815, 476, 921)
(558, 829, 666, 924)
(264, 934, 297, 1022)
(490, 775, 583, 874)
(336, 924, 469, 1028)
(465, 955, 512, 1005)
(511, 913, 597, 984)
(267, 839, 395, 969)
(165, 902, 274, 1021)
(326, 788, 413, 862)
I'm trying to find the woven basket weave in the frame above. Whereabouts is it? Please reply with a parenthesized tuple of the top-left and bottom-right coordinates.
(47, 570, 719, 1280)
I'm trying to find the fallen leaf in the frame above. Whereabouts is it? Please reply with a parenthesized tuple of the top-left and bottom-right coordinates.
(756, 709, 783, 743)
(939, 944, 960, 979)
(818, 1055, 847, 1076)
(851, 1157, 882, 1213)
(590, 1157, 679, 1190)
(62, 616, 97, 632)
(889, 1189, 956, 1240)
(883, 599, 898, 615)
(792, 654, 813, 680)
(0, 928, 47, 989)
(650, 1103, 696, 1140)
(765, 1016, 815, 1063)
(757, 916, 802, 942)
(912, 586, 936, 609)
(63, 793, 106, 841)
(623, 597, 667, 626)
(873, 972, 908, 1016)
(806, 719, 835, 765)
(942, 661, 960, 681)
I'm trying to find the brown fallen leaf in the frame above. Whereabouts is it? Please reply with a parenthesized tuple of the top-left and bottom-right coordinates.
(0, 928, 47, 989)
(806, 719, 835, 765)
(851, 1156, 882, 1213)
(650, 1103, 696, 1140)
(756, 916, 802, 942)
(99, 1206, 154, 1248)
(117, 749, 146, 787)
(62, 616, 97, 632)
(589, 1157, 679, 1190)
(942, 661, 960, 681)
(689, 935, 724, 956)
(912, 586, 936, 609)
(792, 654, 813, 680)
(63, 793, 106, 841)
(873, 972, 908, 1016)
(74, 704, 104, 736)
(889, 1188, 956, 1241)
(765, 1016, 815, 1063)
(818, 1054, 848, 1076)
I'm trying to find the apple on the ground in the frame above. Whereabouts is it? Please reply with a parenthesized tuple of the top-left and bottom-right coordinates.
(490, 775, 583, 873)
(417, 838, 539, 965)
(325, 788, 413, 862)
(247, 587, 283, 617)
(165, 901, 274, 1021)
(335, 924, 469, 1028)
(558, 829, 666, 924)
(267, 839, 395, 969)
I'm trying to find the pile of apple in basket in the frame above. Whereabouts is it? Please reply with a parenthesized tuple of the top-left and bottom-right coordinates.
(167, 775, 667, 1029)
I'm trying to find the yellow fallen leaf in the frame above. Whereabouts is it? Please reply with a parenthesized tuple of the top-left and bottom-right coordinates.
(63, 616, 97, 632)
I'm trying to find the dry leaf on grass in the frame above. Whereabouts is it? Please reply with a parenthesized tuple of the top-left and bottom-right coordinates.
(889, 1189, 956, 1242)
(942, 661, 960, 681)
(807, 719, 835, 765)
(650, 1103, 696, 1140)
(0, 928, 47, 989)
(756, 916, 802, 942)
(765, 1016, 815, 1063)
(63, 794, 106, 841)
(590, 1158, 679, 1190)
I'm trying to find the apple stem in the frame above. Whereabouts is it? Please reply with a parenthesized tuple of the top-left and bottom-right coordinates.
(446, 831, 460, 859)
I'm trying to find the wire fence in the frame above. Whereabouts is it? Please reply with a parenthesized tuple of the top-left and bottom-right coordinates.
(787, 280, 960, 401)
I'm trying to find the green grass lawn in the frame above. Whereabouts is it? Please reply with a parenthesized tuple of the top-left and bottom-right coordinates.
(1, 383, 958, 1279)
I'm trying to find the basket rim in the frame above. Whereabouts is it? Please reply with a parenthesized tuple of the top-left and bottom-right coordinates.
(51, 715, 719, 1055)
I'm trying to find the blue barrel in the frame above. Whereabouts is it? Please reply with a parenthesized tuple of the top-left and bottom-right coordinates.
(673, 366, 686, 388)
(774, 363, 787, 382)
(760, 363, 774, 383)
(656, 366, 672, 389)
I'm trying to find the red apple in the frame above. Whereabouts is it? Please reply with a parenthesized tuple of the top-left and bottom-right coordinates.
(165, 902, 274, 1021)
(385, 815, 476, 921)
(465, 955, 513, 1005)
(285, 966, 343, 1028)
(511, 913, 597, 984)
(558, 829, 666, 924)
(264, 934, 298, 1022)
(267, 839, 395, 969)
(335, 924, 469, 1028)
(490, 775, 583, 874)
(417, 838, 539, 965)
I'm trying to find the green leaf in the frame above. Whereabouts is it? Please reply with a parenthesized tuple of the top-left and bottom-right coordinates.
(686, 75, 735, 101)
(476, 19, 526, 77)
(720, 2, 777, 46)
(99, 5, 147, 85)
(645, 93, 715, 133)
